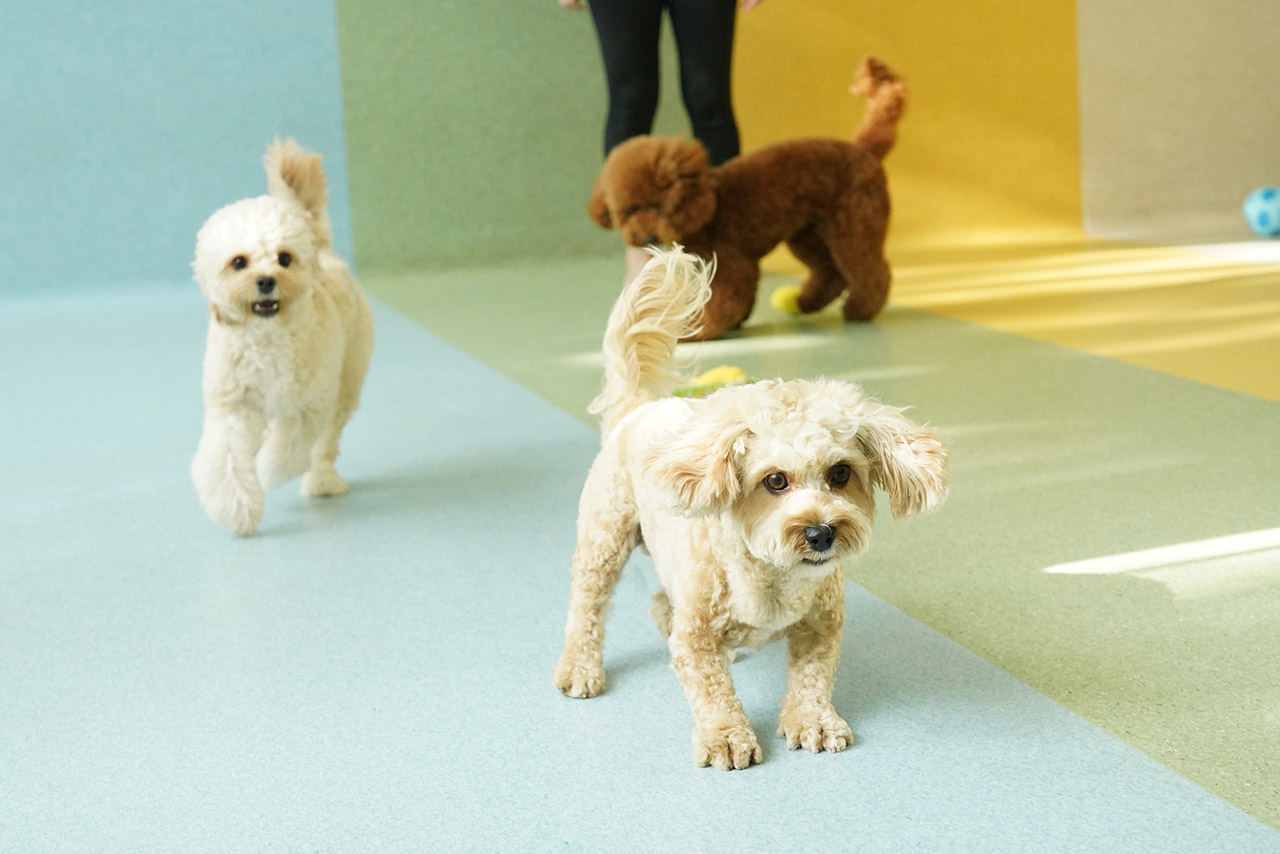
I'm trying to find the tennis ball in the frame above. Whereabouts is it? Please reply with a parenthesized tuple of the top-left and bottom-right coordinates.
(770, 284, 802, 314)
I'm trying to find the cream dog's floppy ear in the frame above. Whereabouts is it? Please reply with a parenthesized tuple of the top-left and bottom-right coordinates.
(643, 408, 748, 515)
(854, 404, 949, 519)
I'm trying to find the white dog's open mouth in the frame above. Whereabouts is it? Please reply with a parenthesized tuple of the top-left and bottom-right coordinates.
(251, 299, 280, 317)
(801, 557, 833, 566)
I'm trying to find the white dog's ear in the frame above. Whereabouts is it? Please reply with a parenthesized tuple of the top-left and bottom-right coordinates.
(855, 405, 949, 520)
(643, 410, 747, 515)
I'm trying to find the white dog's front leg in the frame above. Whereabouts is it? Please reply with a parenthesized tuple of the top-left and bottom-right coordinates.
(192, 406, 267, 536)
(777, 576, 853, 754)
(257, 415, 309, 490)
(668, 615, 762, 770)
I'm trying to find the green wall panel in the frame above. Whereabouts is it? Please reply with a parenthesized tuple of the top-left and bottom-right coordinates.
(336, 0, 691, 272)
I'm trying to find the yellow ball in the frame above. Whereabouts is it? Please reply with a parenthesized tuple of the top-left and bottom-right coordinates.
(770, 284, 802, 315)
(689, 365, 747, 386)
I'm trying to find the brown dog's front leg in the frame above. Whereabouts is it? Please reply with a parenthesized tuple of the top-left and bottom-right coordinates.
(777, 575, 854, 753)
(668, 613, 762, 770)
(681, 258, 759, 341)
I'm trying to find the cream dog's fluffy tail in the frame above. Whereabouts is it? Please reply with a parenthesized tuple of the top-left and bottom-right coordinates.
(588, 246, 714, 438)
(851, 55, 907, 159)
(264, 137, 333, 246)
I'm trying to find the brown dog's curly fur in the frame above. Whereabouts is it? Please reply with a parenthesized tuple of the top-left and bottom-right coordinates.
(588, 56, 907, 341)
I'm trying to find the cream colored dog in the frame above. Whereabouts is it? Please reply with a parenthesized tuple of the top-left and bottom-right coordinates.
(554, 248, 949, 770)
(191, 139, 374, 536)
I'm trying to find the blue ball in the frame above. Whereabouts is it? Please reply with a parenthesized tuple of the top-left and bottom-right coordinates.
(1244, 186, 1280, 237)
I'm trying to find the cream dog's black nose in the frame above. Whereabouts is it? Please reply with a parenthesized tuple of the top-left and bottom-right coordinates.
(256, 275, 276, 294)
(804, 525, 836, 552)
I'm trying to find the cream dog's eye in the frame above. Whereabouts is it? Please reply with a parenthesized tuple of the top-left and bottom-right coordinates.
(230, 255, 248, 271)
(763, 472, 789, 493)
(277, 252, 292, 268)
(828, 463, 852, 488)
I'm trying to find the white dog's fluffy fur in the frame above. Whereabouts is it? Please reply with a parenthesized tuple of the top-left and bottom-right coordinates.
(554, 247, 949, 769)
(191, 139, 374, 536)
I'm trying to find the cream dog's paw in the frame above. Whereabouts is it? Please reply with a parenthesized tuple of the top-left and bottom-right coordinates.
(301, 466, 348, 497)
(777, 703, 854, 753)
(553, 651, 605, 698)
(693, 717, 762, 770)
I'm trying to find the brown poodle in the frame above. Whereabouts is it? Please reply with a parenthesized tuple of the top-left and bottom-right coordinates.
(587, 56, 907, 341)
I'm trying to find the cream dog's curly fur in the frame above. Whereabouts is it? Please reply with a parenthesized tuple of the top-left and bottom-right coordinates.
(191, 139, 373, 536)
(554, 247, 949, 770)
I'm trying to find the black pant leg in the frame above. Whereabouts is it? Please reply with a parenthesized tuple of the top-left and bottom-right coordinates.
(587, 0, 667, 157)
(666, 0, 740, 164)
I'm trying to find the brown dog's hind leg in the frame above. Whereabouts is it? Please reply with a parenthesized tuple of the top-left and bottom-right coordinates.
(825, 193, 892, 321)
(787, 224, 849, 314)
(838, 254, 890, 321)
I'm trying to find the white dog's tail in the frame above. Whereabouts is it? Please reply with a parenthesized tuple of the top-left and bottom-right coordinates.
(588, 246, 714, 438)
(264, 137, 333, 246)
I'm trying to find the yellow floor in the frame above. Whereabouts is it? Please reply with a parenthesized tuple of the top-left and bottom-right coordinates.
(770, 237, 1280, 403)
(890, 239, 1280, 402)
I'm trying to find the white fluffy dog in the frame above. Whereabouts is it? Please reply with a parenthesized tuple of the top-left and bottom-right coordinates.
(554, 248, 949, 770)
(191, 139, 374, 536)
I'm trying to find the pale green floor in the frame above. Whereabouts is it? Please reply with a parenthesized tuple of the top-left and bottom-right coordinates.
(367, 253, 1280, 828)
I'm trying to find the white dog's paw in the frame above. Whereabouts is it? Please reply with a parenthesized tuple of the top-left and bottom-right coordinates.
(301, 466, 348, 497)
(222, 501, 263, 536)
(692, 717, 762, 770)
(553, 651, 605, 698)
(200, 483, 264, 536)
(193, 456, 264, 536)
(777, 703, 854, 754)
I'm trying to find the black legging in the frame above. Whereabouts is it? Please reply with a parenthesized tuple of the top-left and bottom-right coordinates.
(588, 0, 740, 166)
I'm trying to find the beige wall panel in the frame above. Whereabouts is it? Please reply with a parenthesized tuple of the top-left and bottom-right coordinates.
(1079, 1, 1280, 242)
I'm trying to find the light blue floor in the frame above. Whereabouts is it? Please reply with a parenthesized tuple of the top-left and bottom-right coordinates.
(2, 287, 1278, 853)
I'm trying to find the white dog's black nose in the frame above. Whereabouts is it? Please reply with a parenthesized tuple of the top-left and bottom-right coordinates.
(256, 275, 276, 295)
(804, 525, 836, 552)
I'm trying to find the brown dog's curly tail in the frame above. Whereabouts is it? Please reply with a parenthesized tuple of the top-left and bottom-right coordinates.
(851, 56, 907, 159)
(588, 246, 714, 439)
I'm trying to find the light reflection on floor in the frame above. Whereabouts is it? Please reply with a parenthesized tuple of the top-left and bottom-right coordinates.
(1045, 527, 1280, 599)
(887, 239, 1280, 401)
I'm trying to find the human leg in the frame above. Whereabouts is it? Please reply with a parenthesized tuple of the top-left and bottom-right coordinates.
(587, 0, 666, 156)
(666, 0, 740, 165)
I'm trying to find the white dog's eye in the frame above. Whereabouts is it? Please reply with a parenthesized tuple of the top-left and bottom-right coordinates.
(277, 252, 292, 268)
(763, 472, 789, 494)
(230, 255, 248, 271)
(828, 463, 852, 488)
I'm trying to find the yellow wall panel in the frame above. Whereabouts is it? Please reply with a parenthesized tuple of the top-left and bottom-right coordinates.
(733, 1, 1084, 254)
